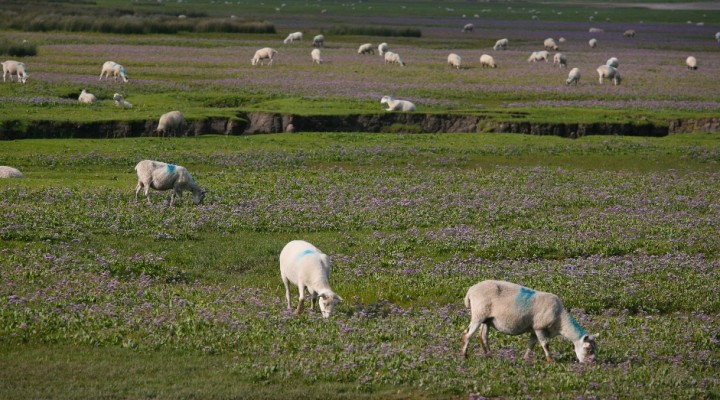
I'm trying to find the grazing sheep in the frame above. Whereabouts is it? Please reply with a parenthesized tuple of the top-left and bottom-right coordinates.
(543, 38, 559, 50)
(566, 67, 581, 85)
(553, 53, 567, 68)
(493, 38, 509, 51)
(156, 111, 185, 135)
(0, 166, 23, 178)
(312, 34, 324, 48)
(460, 280, 598, 363)
(479, 54, 497, 68)
(378, 42, 389, 56)
(589, 27, 604, 33)
(311, 48, 323, 64)
(252, 47, 278, 66)
(384, 51, 405, 67)
(134, 160, 205, 206)
(686, 56, 698, 70)
(588, 38, 598, 48)
(283, 31, 303, 44)
(462, 23, 474, 33)
(558, 37, 566, 43)
(78, 89, 97, 104)
(596, 64, 622, 85)
(99, 61, 128, 83)
(527, 50, 549, 63)
(380, 95, 416, 112)
(606, 57, 619, 68)
(113, 93, 132, 108)
(279, 240, 342, 318)
(358, 43, 374, 55)
(624, 29, 636, 38)
(447, 53, 462, 69)
(2, 60, 29, 83)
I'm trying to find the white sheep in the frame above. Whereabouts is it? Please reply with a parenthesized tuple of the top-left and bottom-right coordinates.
(527, 50, 549, 63)
(283, 31, 303, 44)
(378, 42, 389, 56)
(493, 38, 509, 51)
(2, 60, 29, 84)
(380, 95, 416, 112)
(311, 48, 323, 64)
(566, 67, 581, 85)
(686, 56, 698, 70)
(553, 52, 567, 68)
(251, 47, 278, 66)
(543, 38, 559, 50)
(588, 38, 598, 48)
(384, 51, 405, 67)
(156, 111, 185, 135)
(312, 34, 324, 47)
(78, 89, 97, 104)
(716, 32, 720, 42)
(358, 43, 374, 55)
(0, 166, 24, 178)
(596, 64, 622, 85)
(479, 54, 497, 68)
(279, 240, 342, 318)
(99, 61, 128, 83)
(624, 29, 636, 38)
(558, 37, 566, 43)
(134, 160, 205, 206)
(113, 93, 132, 108)
(606, 57, 619, 68)
(447, 53, 462, 69)
(589, 27, 604, 33)
(460, 280, 598, 363)
(462, 23, 474, 33)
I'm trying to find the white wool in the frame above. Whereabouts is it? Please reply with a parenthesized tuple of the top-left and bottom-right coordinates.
(447, 53, 462, 69)
(527, 50, 549, 62)
(596, 64, 622, 85)
(252, 47, 278, 66)
(156, 111, 185, 134)
(134, 160, 205, 206)
(283, 31, 303, 44)
(113, 93, 132, 108)
(543, 38, 559, 50)
(588, 38, 598, 48)
(78, 89, 97, 104)
(479, 54, 497, 68)
(553, 52, 567, 68)
(358, 43, 374, 55)
(311, 48, 323, 64)
(378, 42, 389, 56)
(0, 166, 24, 178)
(312, 34, 324, 47)
(2, 60, 29, 84)
(99, 61, 128, 83)
(566, 67, 581, 85)
(493, 38, 509, 51)
(686, 56, 698, 70)
(383, 51, 405, 66)
(380, 95, 416, 112)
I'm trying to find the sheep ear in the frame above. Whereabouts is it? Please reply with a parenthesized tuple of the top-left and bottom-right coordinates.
(584, 334, 598, 342)
(335, 294, 343, 302)
(318, 293, 328, 300)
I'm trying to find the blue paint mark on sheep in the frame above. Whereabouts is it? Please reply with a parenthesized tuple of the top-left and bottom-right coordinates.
(166, 164, 176, 174)
(566, 312, 587, 337)
(295, 249, 316, 265)
(515, 287, 535, 310)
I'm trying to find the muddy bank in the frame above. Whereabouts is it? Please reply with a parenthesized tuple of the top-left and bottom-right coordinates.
(1, 112, 719, 139)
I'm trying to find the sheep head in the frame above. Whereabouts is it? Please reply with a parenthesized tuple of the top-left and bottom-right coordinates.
(574, 334, 598, 363)
(318, 290, 342, 318)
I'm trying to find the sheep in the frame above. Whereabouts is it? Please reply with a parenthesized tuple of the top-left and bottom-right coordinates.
(283, 31, 303, 44)
(447, 53, 462, 69)
(543, 38, 559, 50)
(624, 29, 636, 38)
(113, 93, 132, 108)
(553, 52, 567, 68)
(479, 54, 497, 68)
(527, 50, 549, 63)
(311, 48, 323, 64)
(134, 160, 205, 206)
(380, 95, 416, 112)
(589, 27, 604, 33)
(2, 60, 29, 84)
(462, 23, 474, 33)
(686, 56, 698, 70)
(588, 38, 598, 48)
(606, 57, 619, 68)
(99, 61, 128, 83)
(566, 67, 581, 85)
(378, 42, 389, 56)
(358, 43, 374, 55)
(716, 32, 720, 42)
(493, 38, 509, 51)
(78, 89, 97, 104)
(279, 240, 342, 318)
(156, 111, 185, 135)
(460, 280, 598, 363)
(596, 64, 622, 85)
(384, 51, 405, 67)
(252, 47, 278, 66)
(0, 166, 23, 178)
(558, 37, 566, 43)
(312, 34, 324, 48)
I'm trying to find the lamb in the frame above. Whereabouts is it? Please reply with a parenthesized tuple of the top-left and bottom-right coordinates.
(311, 48, 323, 64)
(479, 54, 497, 68)
(447, 53, 462, 69)
(279, 240, 342, 318)
(134, 160, 205, 206)
(156, 111, 185, 135)
(566, 67, 581, 85)
(99, 61, 128, 83)
(380, 95, 416, 112)
(0, 166, 24, 178)
(588, 38, 598, 48)
(543, 38, 559, 50)
(493, 38, 509, 51)
(624, 29, 636, 38)
(606, 57, 619, 68)
(78, 89, 97, 104)
(358, 43, 374, 55)
(460, 280, 598, 363)
(384, 51, 405, 67)
(283, 31, 303, 44)
(312, 34, 324, 48)
(527, 50, 549, 63)
(378, 42, 389, 56)
(113, 93, 132, 108)
(2, 60, 29, 83)
(553, 52, 567, 68)
(251, 47, 278, 66)
(686, 56, 698, 70)
(462, 23, 474, 33)
(596, 64, 622, 85)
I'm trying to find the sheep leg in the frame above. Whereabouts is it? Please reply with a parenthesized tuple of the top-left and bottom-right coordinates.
(524, 332, 538, 361)
(143, 185, 152, 205)
(134, 182, 143, 202)
(460, 319, 481, 358)
(534, 330, 553, 362)
(282, 277, 292, 310)
(478, 323, 490, 355)
(295, 285, 305, 315)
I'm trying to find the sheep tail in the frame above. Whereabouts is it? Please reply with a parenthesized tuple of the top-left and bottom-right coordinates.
(464, 292, 471, 309)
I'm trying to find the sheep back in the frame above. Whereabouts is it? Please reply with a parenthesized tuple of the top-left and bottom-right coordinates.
(0, 166, 24, 178)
